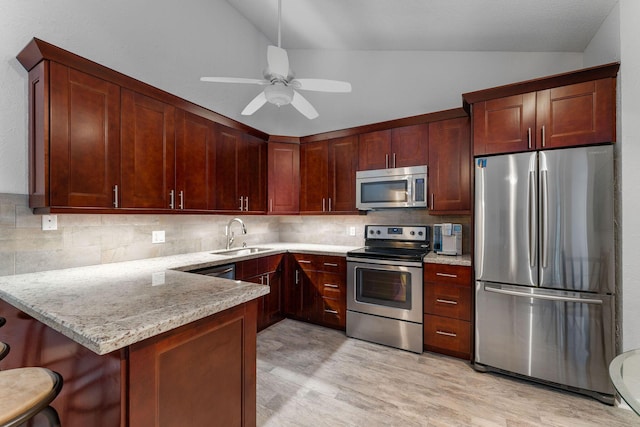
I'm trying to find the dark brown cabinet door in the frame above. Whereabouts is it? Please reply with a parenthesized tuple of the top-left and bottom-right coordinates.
(536, 78, 615, 149)
(175, 110, 216, 210)
(267, 142, 300, 214)
(215, 126, 243, 211)
(391, 124, 428, 168)
(121, 90, 175, 209)
(49, 62, 120, 208)
(328, 135, 358, 213)
(358, 130, 391, 170)
(240, 134, 267, 212)
(428, 117, 471, 213)
(473, 93, 536, 156)
(300, 141, 329, 213)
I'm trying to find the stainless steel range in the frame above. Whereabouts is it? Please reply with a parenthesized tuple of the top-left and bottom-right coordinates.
(346, 225, 430, 353)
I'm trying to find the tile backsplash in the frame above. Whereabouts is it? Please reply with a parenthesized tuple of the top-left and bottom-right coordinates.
(0, 193, 470, 276)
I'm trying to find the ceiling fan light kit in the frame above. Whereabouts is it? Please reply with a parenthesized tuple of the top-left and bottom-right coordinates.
(200, 0, 351, 119)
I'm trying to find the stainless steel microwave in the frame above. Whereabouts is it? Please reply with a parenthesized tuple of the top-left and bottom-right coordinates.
(356, 165, 428, 210)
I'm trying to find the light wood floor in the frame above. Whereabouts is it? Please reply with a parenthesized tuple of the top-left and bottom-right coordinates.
(256, 319, 637, 427)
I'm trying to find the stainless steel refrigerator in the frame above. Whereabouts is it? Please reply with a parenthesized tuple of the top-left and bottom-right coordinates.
(474, 145, 615, 404)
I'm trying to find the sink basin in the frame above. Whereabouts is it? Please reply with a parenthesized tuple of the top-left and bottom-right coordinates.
(213, 247, 273, 257)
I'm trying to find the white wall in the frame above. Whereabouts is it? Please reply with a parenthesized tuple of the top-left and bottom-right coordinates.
(619, 0, 640, 351)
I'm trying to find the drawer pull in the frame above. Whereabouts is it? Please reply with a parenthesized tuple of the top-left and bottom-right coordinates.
(324, 283, 339, 288)
(436, 273, 458, 278)
(325, 309, 339, 314)
(436, 298, 458, 305)
(436, 330, 457, 338)
(323, 262, 339, 267)
(298, 260, 312, 264)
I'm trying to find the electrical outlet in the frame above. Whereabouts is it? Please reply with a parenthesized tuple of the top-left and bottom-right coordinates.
(349, 226, 356, 236)
(42, 215, 58, 231)
(152, 230, 165, 243)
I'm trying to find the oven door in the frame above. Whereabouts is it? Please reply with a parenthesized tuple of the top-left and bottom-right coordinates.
(347, 258, 423, 323)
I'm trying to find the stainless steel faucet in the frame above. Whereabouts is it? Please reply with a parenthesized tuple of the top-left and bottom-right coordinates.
(225, 218, 247, 249)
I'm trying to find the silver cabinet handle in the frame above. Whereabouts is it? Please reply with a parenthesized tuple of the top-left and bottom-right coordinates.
(113, 185, 119, 208)
(269, 199, 273, 212)
(259, 275, 265, 285)
(385, 154, 389, 169)
(328, 198, 332, 212)
(169, 190, 175, 209)
(298, 260, 311, 264)
(436, 272, 457, 278)
(179, 191, 184, 210)
(527, 127, 532, 149)
(392, 153, 396, 168)
(324, 283, 339, 288)
(430, 193, 434, 210)
(265, 274, 270, 286)
(436, 330, 457, 337)
(436, 298, 458, 305)
(295, 270, 299, 284)
(323, 262, 338, 267)
(325, 309, 339, 314)
(322, 198, 326, 212)
(245, 197, 249, 211)
(541, 125, 546, 147)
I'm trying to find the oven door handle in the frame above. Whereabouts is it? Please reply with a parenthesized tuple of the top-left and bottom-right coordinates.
(346, 256, 423, 268)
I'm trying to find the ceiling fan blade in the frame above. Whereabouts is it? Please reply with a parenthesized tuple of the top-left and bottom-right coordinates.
(292, 79, 352, 93)
(267, 45, 289, 78)
(200, 77, 267, 85)
(290, 90, 319, 119)
(241, 91, 268, 115)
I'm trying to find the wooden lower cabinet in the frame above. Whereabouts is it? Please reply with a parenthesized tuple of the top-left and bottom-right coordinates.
(284, 253, 347, 330)
(423, 264, 472, 360)
(236, 254, 284, 331)
(0, 298, 258, 427)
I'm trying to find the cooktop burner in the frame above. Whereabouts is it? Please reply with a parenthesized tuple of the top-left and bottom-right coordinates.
(347, 225, 431, 262)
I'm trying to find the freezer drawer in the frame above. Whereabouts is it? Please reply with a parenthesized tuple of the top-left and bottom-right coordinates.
(475, 281, 615, 398)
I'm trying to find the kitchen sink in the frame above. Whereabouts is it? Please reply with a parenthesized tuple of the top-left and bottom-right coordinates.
(213, 247, 273, 257)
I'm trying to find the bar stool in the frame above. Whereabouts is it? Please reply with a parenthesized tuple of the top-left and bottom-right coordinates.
(0, 361, 63, 427)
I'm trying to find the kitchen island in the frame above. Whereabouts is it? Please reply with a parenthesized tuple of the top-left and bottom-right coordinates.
(0, 250, 276, 427)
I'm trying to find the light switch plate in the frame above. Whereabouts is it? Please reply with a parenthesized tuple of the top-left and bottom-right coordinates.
(349, 226, 356, 236)
(42, 215, 58, 231)
(152, 230, 165, 243)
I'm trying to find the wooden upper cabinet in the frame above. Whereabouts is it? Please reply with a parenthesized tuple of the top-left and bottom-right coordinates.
(428, 117, 471, 213)
(473, 93, 536, 156)
(358, 125, 428, 170)
(267, 142, 300, 214)
(300, 141, 329, 213)
(536, 79, 615, 149)
(468, 66, 618, 156)
(300, 135, 358, 214)
(358, 130, 391, 170)
(240, 134, 267, 213)
(391, 124, 429, 167)
(120, 89, 176, 209)
(45, 62, 121, 209)
(215, 126, 242, 211)
(175, 109, 216, 210)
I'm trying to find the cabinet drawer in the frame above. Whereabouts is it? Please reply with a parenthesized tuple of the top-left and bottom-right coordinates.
(318, 256, 346, 274)
(293, 253, 320, 271)
(316, 272, 344, 295)
(320, 296, 345, 329)
(424, 283, 471, 321)
(424, 314, 471, 359)
(424, 264, 471, 286)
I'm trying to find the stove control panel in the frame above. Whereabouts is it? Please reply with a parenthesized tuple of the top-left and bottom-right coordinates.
(365, 225, 429, 242)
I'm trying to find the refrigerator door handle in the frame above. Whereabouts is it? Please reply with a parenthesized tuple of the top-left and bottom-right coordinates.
(484, 284, 604, 305)
(528, 170, 536, 268)
(541, 169, 549, 269)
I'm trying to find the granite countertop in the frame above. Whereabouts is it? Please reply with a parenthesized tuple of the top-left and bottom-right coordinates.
(424, 252, 472, 267)
(0, 243, 357, 356)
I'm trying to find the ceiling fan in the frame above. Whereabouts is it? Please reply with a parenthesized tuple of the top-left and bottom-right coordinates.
(200, 0, 351, 119)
